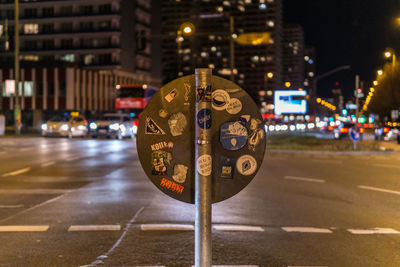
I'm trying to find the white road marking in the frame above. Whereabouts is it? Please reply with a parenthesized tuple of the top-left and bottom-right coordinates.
(68, 225, 121, 232)
(0, 205, 24, 208)
(213, 225, 264, 232)
(282, 227, 333, 233)
(65, 156, 80, 162)
(312, 159, 342, 164)
(347, 228, 400, 234)
(372, 163, 400, 169)
(0, 189, 73, 194)
(140, 224, 195, 231)
(41, 161, 56, 167)
(0, 225, 49, 232)
(18, 147, 33, 152)
(284, 176, 325, 183)
(2, 167, 31, 177)
(358, 185, 400, 196)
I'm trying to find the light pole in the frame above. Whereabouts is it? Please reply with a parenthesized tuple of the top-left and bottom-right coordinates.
(14, 0, 21, 135)
(384, 49, 396, 68)
(312, 65, 351, 116)
(176, 22, 195, 77)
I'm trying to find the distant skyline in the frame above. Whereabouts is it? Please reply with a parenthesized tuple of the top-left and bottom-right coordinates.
(284, 0, 400, 100)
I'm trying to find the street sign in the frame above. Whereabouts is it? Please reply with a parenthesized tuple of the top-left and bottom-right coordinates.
(137, 75, 266, 204)
(235, 32, 271, 46)
(350, 127, 361, 142)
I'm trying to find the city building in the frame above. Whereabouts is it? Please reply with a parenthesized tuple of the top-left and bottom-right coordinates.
(282, 24, 304, 90)
(0, 0, 159, 127)
(160, 0, 283, 108)
(303, 46, 316, 90)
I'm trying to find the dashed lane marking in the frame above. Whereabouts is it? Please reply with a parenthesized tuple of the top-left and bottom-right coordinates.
(0, 225, 49, 232)
(213, 225, 264, 232)
(0, 205, 24, 208)
(65, 156, 81, 162)
(347, 228, 400, 234)
(372, 163, 400, 169)
(0, 189, 73, 194)
(284, 176, 325, 183)
(140, 224, 194, 231)
(1, 167, 31, 177)
(68, 225, 121, 232)
(18, 147, 34, 152)
(41, 161, 56, 167)
(282, 227, 333, 233)
(358, 185, 400, 196)
(311, 159, 342, 164)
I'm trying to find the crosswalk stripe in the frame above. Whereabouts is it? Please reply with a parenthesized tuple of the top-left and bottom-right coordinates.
(213, 225, 264, 232)
(68, 225, 121, 232)
(0, 225, 49, 232)
(347, 228, 400, 234)
(282, 227, 332, 233)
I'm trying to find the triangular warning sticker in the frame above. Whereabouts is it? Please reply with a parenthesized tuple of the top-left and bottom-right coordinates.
(145, 116, 166, 135)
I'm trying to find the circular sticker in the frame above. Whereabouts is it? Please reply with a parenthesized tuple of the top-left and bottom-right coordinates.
(159, 109, 168, 118)
(212, 89, 231, 111)
(196, 108, 212, 129)
(220, 121, 248, 150)
(226, 98, 242, 115)
(236, 155, 257, 176)
(197, 154, 212, 176)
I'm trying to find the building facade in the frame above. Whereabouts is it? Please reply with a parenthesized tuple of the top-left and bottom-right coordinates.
(160, 0, 283, 107)
(282, 24, 304, 90)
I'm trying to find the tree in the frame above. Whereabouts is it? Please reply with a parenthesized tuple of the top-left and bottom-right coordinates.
(368, 63, 400, 121)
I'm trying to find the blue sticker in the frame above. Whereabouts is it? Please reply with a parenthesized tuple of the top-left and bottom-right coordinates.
(197, 109, 212, 129)
(220, 121, 248, 150)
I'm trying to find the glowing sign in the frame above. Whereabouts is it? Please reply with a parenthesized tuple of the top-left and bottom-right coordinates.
(274, 90, 307, 115)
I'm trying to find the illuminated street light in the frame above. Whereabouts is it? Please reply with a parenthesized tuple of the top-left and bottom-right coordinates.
(377, 70, 383, 76)
(285, 81, 291, 88)
(180, 22, 195, 36)
(385, 51, 392, 58)
(267, 72, 274, 79)
(384, 48, 396, 67)
(373, 80, 378, 86)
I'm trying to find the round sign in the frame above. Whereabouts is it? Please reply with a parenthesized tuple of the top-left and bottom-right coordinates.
(137, 75, 266, 204)
(350, 127, 361, 142)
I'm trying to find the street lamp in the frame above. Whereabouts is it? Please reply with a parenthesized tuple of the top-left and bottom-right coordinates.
(176, 22, 195, 76)
(377, 70, 383, 76)
(384, 49, 396, 68)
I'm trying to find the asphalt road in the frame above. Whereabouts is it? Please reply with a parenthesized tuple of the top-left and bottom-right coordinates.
(0, 137, 400, 267)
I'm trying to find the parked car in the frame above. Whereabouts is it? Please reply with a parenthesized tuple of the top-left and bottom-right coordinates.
(41, 115, 88, 138)
(334, 122, 364, 140)
(375, 126, 400, 141)
(89, 113, 136, 139)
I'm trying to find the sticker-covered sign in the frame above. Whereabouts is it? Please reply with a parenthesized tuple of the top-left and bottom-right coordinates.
(248, 118, 265, 151)
(197, 86, 212, 102)
(212, 89, 230, 111)
(220, 121, 248, 151)
(152, 151, 172, 175)
(151, 141, 174, 151)
(219, 156, 236, 179)
(172, 164, 188, 183)
(197, 154, 212, 176)
(168, 112, 187, 136)
(165, 89, 178, 102)
(196, 109, 212, 129)
(236, 155, 257, 176)
(145, 116, 166, 135)
(226, 98, 242, 115)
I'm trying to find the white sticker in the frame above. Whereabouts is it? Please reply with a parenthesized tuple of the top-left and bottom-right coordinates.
(197, 154, 212, 176)
(212, 89, 231, 111)
(172, 164, 188, 183)
(226, 98, 242, 115)
(159, 109, 168, 118)
(236, 155, 257, 176)
(168, 112, 187, 136)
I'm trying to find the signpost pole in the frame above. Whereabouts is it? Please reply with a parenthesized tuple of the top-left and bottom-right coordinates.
(195, 68, 212, 267)
(354, 75, 360, 151)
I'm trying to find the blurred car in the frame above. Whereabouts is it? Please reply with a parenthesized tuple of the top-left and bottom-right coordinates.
(334, 122, 364, 140)
(375, 126, 400, 141)
(89, 113, 136, 139)
(41, 115, 88, 138)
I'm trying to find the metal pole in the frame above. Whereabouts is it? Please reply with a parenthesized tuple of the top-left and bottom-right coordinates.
(14, 0, 21, 135)
(195, 68, 212, 267)
(229, 16, 235, 82)
(177, 30, 182, 76)
(354, 75, 360, 151)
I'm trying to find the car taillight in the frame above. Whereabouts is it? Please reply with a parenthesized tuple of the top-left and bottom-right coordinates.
(328, 126, 333, 131)
(340, 128, 349, 133)
(359, 128, 364, 133)
(133, 120, 139, 127)
(383, 127, 390, 133)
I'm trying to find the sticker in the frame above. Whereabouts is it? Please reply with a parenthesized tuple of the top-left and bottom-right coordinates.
(197, 154, 212, 176)
(159, 109, 168, 118)
(172, 164, 188, 183)
(151, 141, 174, 151)
(145, 116, 166, 135)
(160, 178, 184, 194)
(184, 83, 191, 106)
(239, 115, 251, 123)
(196, 109, 212, 129)
(236, 155, 257, 176)
(168, 112, 187, 136)
(220, 121, 248, 151)
(212, 89, 230, 111)
(226, 88, 240, 93)
(219, 156, 236, 179)
(248, 118, 265, 151)
(152, 151, 172, 176)
(165, 89, 178, 102)
(197, 86, 212, 102)
(226, 98, 242, 115)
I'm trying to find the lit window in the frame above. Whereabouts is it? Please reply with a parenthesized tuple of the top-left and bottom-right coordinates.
(267, 20, 274, 27)
(23, 55, 39, 61)
(209, 35, 215, 40)
(201, 52, 209, 57)
(211, 46, 217, 52)
(61, 54, 75, 62)
(259, 3, 267, 9)
(308, 72, 314, 77)
(308, 59, 314, 64)
(24, 24, 39, 34)
(245, 0, 251, 4)
(223, 1, 230, 6)
(304, 56, 310, 61)
(208, 64, 215, 69)
(216, 6, 223, 12)
(238, 5, 245, 12)
(251, 55, 259, 62)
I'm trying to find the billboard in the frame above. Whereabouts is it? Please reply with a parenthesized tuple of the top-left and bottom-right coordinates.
(274, 90, 307, 115)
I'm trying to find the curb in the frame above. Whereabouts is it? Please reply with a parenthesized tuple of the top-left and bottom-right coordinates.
(266, 149, 397, 156)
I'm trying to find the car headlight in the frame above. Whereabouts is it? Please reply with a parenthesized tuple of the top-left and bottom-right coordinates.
(41, 124, 47, 131)
(133, 125, 138, 134)
(60, 124, 69, 131)
(109, 123, 120, 131)
(78, 125, 86, 131)
(89, 122, 97, 130)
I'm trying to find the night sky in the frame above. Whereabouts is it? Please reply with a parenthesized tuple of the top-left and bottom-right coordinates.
(284, 0, 400, 101)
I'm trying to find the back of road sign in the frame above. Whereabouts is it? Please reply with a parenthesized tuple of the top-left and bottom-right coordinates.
(136, 75, 266, 204)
